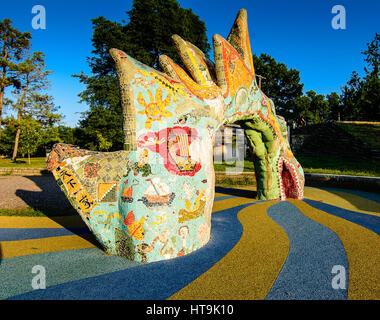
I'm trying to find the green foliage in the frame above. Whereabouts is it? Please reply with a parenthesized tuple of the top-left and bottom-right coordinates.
(0, 157, 46, 167)
(337, 122, 380, 150)
(214, 155, 380, 177)
(294, 153, 380, 177)
(75, 0, 211, 151)
(360, 32, 380, 120)
(0, 42, 63, 157)
(0, 117, 17, 155)
(305, 90, 330, 124)
(0, 18, 32, 128)
(56, 126, 78, 145)
(125, 0, 210, 69)
(77, 103, 124, 151)
(253, 54, 340, 126)
(9, 51, 62, 160)
(18, 117, 43, 162)
(339, 33, 380, 121)
(255, 33, 379, 125)
(292, 95, 313, 126)
(253, 53, 303, 120)
(326, 92, 340, 121)
(340, 71, 363, 120)
(96, 131, 112, 151)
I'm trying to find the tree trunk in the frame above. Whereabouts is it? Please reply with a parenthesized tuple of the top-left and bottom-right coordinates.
(12, 84, 28, 162)
(28, 151, 31, 164)
(0, 87, 4, 131)
(12, 103, 23, 162)
(0, 60, 7, 132)
(12, 127, 21, 162)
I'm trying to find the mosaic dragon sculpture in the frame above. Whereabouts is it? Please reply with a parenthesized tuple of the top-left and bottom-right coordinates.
(47, 9, 304, 263)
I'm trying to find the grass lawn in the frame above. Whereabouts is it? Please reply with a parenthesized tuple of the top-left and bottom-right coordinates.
(295, 153, 380, 177)
(214, 154, 380, 177)
(214, 160, 255, 173)
(0, 207, 77, 217)
(0, 157, 46, 168)
(337, 122, 380, 150)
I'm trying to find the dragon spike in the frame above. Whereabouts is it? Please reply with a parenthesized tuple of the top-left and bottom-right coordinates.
(159, 53, 221, 102)
(109, 48, 137, 151)
(227, 8, 255, 74)
(171, 34, 216, 85)
(213, 33, 254, 99)
(159, 54, 182, 81)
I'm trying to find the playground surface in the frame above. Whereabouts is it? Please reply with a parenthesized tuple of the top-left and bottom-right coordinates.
(0, 185, 379, 300)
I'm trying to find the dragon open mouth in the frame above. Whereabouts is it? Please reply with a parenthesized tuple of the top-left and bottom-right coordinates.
(278, 157, 303, 200)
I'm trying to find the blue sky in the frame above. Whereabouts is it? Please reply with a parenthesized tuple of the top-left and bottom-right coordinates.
(1, 0, 379, 127)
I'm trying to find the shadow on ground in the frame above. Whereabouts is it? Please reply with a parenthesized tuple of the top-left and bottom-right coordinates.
(15, 175, 102, 249)
(215, 186, 257, 199)
(215, 185, 380, 214)
(312, 188, 380, 213)
(12, 176, 377, 253)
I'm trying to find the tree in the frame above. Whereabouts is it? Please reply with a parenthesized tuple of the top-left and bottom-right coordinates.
(291, 91, 337, 126)
(253, 53, 304, 122)
(0, 117, 17, 155)
(0, 18, 31, 130)
(18, 117, 43, 164)
(56, 125, 78, 145)
(125, 0, 210, 69)
(339, 33, 380, 121)
(306, 90, 330, 123)
(360, 33, 380, 120)
(340, 71, 363, 121)
(362, 32, 379, 76)
(326, 92, 341, 121)
(75, 0, 211, 151)
(292, 95, 312, 126)
(11, 51, 61, 161)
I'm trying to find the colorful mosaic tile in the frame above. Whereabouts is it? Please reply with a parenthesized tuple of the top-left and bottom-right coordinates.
(98, 183, 117, 203)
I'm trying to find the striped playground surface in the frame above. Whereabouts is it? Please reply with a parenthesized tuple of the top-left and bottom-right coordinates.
(0, 186, 379, 300)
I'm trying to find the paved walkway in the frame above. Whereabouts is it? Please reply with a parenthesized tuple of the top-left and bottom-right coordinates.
(0, 176, 71, 210)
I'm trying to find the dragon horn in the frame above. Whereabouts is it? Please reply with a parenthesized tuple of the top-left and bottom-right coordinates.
(227, 8, 255, 74)
(171, 34, 216, 85)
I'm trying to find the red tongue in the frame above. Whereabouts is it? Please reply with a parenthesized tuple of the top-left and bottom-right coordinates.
(282, 168, 297, 199)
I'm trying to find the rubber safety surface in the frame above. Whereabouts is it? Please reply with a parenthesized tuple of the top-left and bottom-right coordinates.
(0, 187, 379, 300)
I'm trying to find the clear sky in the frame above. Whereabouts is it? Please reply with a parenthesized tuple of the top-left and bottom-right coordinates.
(1, 0, 379, 127)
